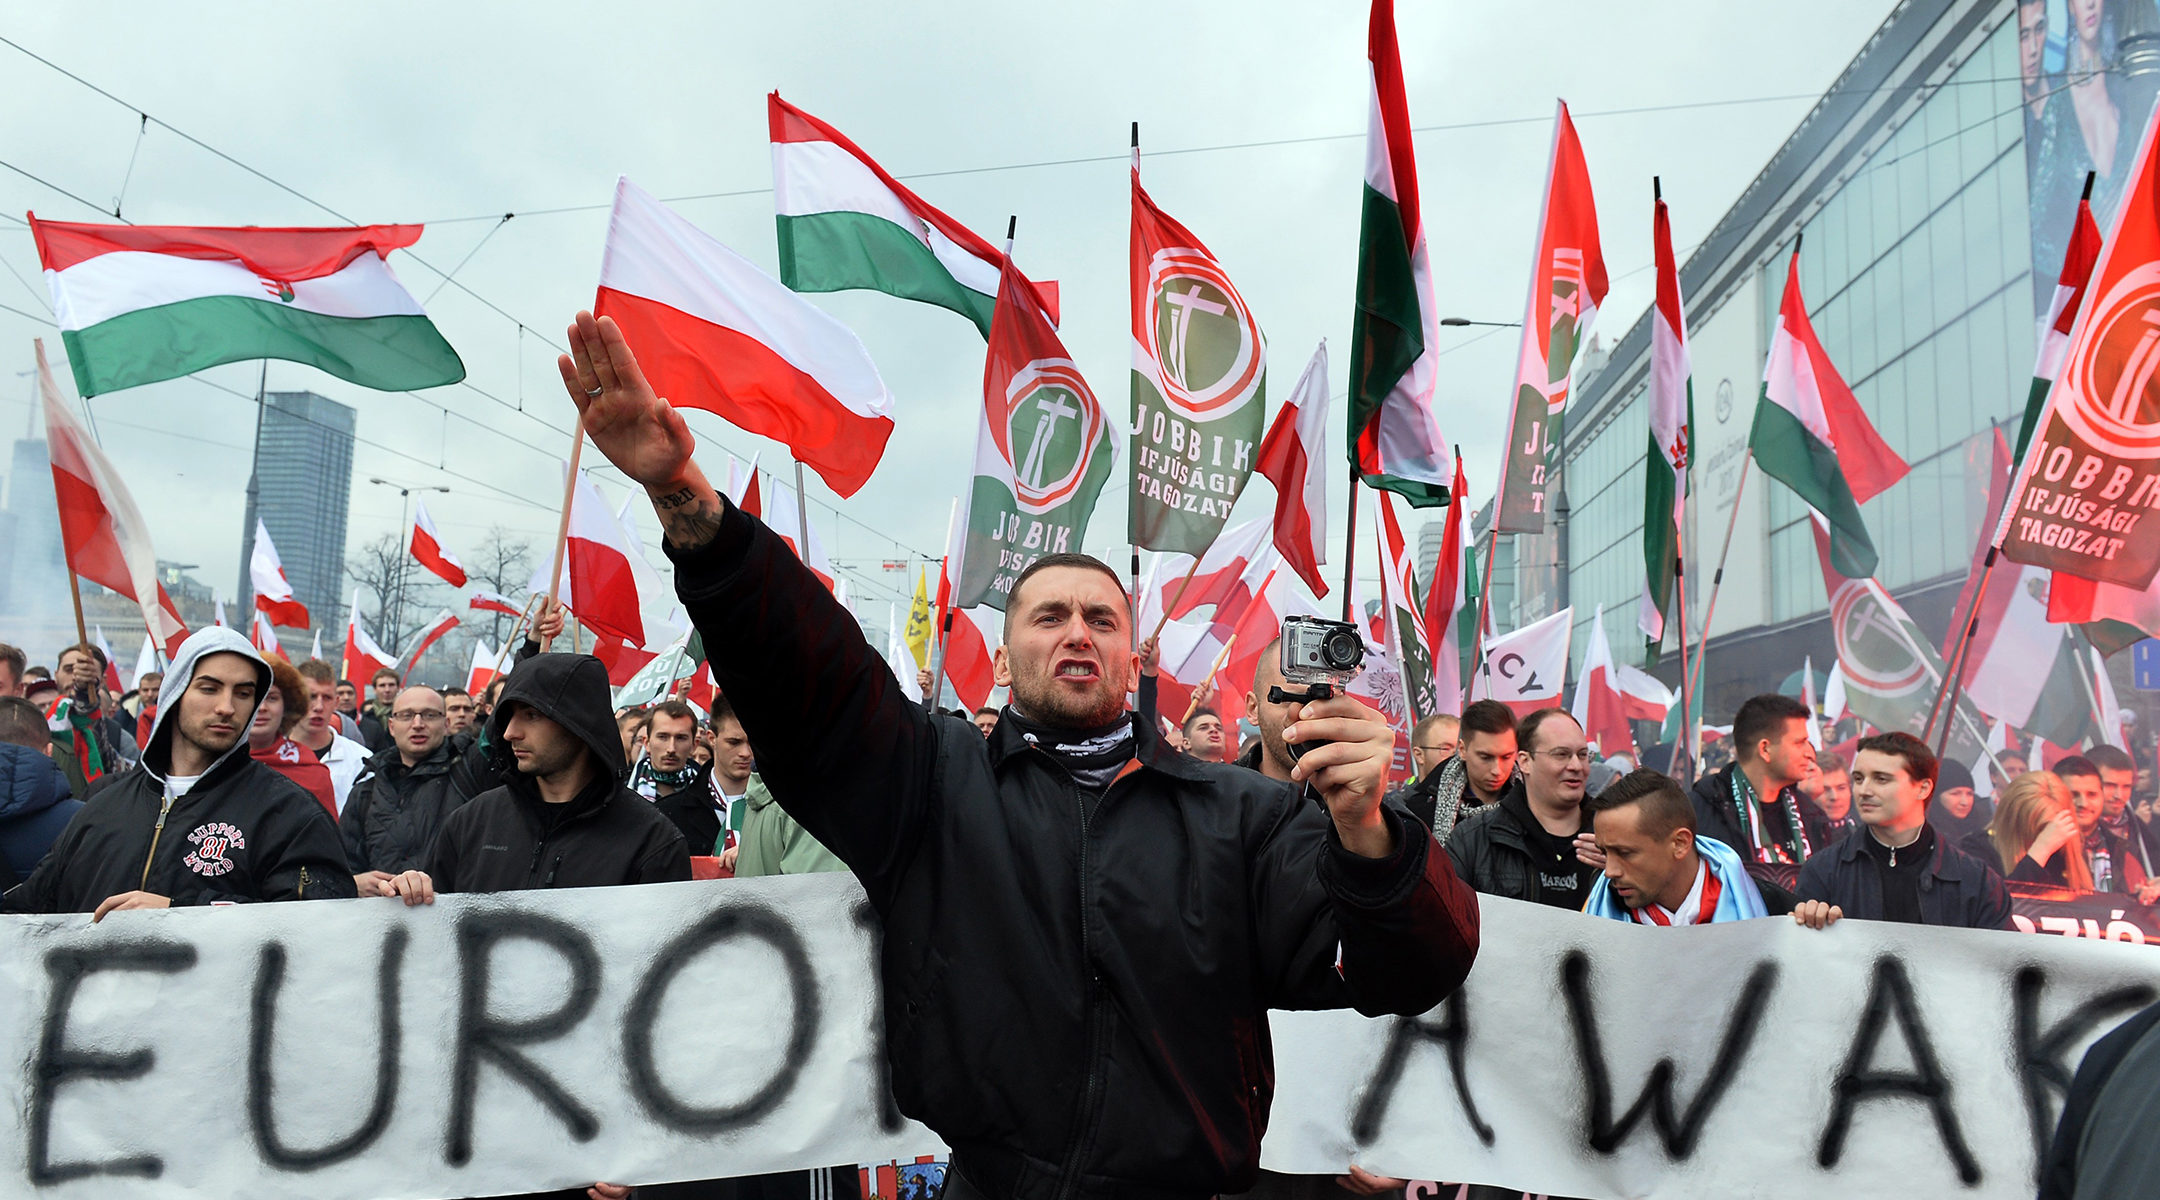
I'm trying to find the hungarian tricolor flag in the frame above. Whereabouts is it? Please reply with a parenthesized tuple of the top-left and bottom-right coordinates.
(342, 594, 397, 689)
(1256, 341, 1331, 597)
(2019, 187, 2102, 461)
(1496, 101, 1608, 532)
(409, 499, 468, 588)
(956, 255, 1118, 610)
(1751, 250, 1907, 579)
(29, 216, 463, 397)
(250, 518, 309, 629)
(1347, 0, 1454, 508)
(768, 93, 1057, 337)
(595, 176, 896, 498)
(38, 340, 188, 655)
(1639, 187, 1693, 644)
(1130, 157, 1267, 553)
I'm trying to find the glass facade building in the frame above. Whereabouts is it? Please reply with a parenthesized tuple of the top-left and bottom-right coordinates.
(1483, 0, 2057, 716)
(238, 390, 355, 650)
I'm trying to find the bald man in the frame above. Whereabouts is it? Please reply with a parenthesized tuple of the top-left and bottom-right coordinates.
(342, 685, 469, 891)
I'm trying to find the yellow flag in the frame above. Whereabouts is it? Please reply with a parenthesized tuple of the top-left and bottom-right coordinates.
(904, 568, 933, 669)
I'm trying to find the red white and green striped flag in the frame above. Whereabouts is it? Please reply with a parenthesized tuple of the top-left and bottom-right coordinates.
(2018, 190, 2102, 461)
(1638, 188, 1693, 643)
(29, 216, 464, 397)
(768, 93, 1057, 338)
(1347, 0, 1454, 508)
(1750, 249, 1908, 579)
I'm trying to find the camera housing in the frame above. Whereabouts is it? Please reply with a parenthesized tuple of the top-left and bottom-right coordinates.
(1279, 615, 1366, 691)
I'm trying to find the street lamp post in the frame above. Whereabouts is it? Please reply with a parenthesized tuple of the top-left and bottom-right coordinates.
(366, 477, 451, 650)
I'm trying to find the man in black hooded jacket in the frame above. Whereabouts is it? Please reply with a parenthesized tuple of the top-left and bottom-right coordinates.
(3, 627, 354, 916)
(555, 310, 1478, 1200)
(389, 652, 688, 896)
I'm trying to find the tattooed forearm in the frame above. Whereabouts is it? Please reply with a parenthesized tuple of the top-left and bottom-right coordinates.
(652, 484, 725, 549)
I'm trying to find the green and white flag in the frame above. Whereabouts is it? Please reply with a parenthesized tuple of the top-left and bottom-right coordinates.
(30, 216, 463, 397)
(1128, 160, 1266, 553)
(956, 257, 1118, 610)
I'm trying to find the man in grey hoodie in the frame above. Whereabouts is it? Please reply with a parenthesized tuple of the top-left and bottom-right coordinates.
(3, 627, 355, 917)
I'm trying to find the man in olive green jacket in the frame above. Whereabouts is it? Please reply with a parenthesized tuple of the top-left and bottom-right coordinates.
(731, 774, 847, 877)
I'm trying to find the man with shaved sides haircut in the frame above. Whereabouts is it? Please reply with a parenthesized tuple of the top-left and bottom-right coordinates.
(557, 310, 1479, 1200)
(1583, 768, 1782, 924)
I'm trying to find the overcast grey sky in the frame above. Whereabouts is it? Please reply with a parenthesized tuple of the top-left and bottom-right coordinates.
(0, 0, 1897, 624)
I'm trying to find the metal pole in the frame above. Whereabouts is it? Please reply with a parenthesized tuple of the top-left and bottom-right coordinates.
(1340, 460, 1361, 624)
(1688, 450, 1752, 721)
(1467, 526, 1502, 709)
(1930, 547, 2001, 756)
(792, 459, 814, 582)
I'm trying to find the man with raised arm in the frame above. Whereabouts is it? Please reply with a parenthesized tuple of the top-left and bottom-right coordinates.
(555, 311, 1479, 1200)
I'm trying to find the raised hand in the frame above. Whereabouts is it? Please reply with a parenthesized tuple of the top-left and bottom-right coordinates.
(559, 312, 703, 491)
(1284, 693, 1397, 859)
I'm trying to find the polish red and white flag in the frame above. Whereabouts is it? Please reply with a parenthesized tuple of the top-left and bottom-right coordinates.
(251, 519, 310, 629)
(595, 176, 895, 497)
(1255, 341, 1331, 597)
(342, 595, 396, 687)
(409, 499, 468, 588)
(468, 590, 521, 618)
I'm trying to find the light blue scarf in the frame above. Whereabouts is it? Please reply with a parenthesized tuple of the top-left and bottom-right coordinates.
(1584, 834, 1771, 923)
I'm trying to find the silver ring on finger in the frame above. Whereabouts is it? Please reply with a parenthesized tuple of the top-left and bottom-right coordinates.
(585, 385, 604, 398)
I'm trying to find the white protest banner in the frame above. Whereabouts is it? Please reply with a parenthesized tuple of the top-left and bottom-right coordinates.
(4, 877, 2156, 1199)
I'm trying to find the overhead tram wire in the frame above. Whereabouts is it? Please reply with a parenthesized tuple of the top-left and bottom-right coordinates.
(3, 37, 2035, 572)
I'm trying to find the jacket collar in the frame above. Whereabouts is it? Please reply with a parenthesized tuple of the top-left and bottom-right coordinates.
(1833, 822, 1959, 881)
(987, 705, 1211, 784)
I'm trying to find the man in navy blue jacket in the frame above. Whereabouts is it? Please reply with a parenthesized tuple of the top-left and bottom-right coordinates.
(1792, 731, 2012, 930)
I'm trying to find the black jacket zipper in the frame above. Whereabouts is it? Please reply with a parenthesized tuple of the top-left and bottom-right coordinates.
(1053, 763, 1123, 1200)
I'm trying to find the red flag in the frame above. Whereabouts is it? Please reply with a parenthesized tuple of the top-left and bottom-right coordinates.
(549, 469, 646, 649)
(250, 519, 310, 629)
(342, 595, 396, 688)
(943, 607, 997, 713)
(1422, 458, 1469, 679)
(38, 341, 189, 656)
(727, 453, 764, 520)
(466, 640, 500, 696)
(409, 500, 469, 588)
(401, 611, 460, 680)
(249, 610, 289, 662)
(1255, 342, 1331, 597)
(468, 590, 521, 618)
(1162, 519, 1274, 623)
(592, 636, 659, 687)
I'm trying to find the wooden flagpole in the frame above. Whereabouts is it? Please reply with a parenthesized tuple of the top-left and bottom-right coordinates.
(1180, 632, 1242, 724)
(1129, 121, 1144, 612)
(543, 416, 586, 652)
(1148, 555, 1207, 644)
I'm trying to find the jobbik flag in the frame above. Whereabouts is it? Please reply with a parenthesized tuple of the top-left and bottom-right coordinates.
(2000, 111, 2160, 632)
(29, 215, 464, 397)
(1129, 158, 1267, 553)
(955, 257, 1117, 610)
(1639, 187, 1693, 644)
(1347, 0, 1455, 508)
(1495, 101, 1608, 532)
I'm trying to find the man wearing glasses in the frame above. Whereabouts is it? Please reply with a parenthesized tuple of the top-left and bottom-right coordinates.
(341, 685, 468, 895)
(1444, 708, 1604, 910)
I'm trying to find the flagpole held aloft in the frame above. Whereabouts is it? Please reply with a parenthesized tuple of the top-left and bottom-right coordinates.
(1341, 460, 1360, 624)
(543, 415, 586, 652)
(1129, 120, 1143, 610)
(1689, 449, 1750, 725)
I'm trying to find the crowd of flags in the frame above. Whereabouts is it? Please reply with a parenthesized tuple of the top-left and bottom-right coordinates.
(16, 0, 2156, 772)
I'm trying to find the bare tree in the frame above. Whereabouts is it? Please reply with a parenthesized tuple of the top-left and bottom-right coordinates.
(465, 527, 536, 647)
(346, 533, 447, 657)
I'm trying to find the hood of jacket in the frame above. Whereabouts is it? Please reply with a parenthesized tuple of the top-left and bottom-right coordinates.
(0, 742, 71, 819)
(141, 626, 272, 787)
(484, 653, 626, 782)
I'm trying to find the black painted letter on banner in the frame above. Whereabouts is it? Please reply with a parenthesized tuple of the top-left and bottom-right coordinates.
(1563, 950, 1777, 1157)
(248, 930, 409, 1170)
(852, 898, 905, 1133)
(2012, 967, 2155, 1174)
(1817, 957, 1980, 1185)
(1350, 991, 1493, 1147)
(622, 904, 823, 1132)
(446, 911, 603, 1166)
(28, 941, 198, 1184)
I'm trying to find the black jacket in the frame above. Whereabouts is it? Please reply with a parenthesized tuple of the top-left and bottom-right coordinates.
(1442, 780, 1589, 906)
(1795, 824, 2014, 929)
(654, 775, 724, 857)
(668, 497, 1479, 1200)
(1688, 763, 1831, 863)
(2, 629, 356, 912)
(424, 653, 689, 893)
(341, 738, 467, 874)
(2040, 999, 2160, 1200)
